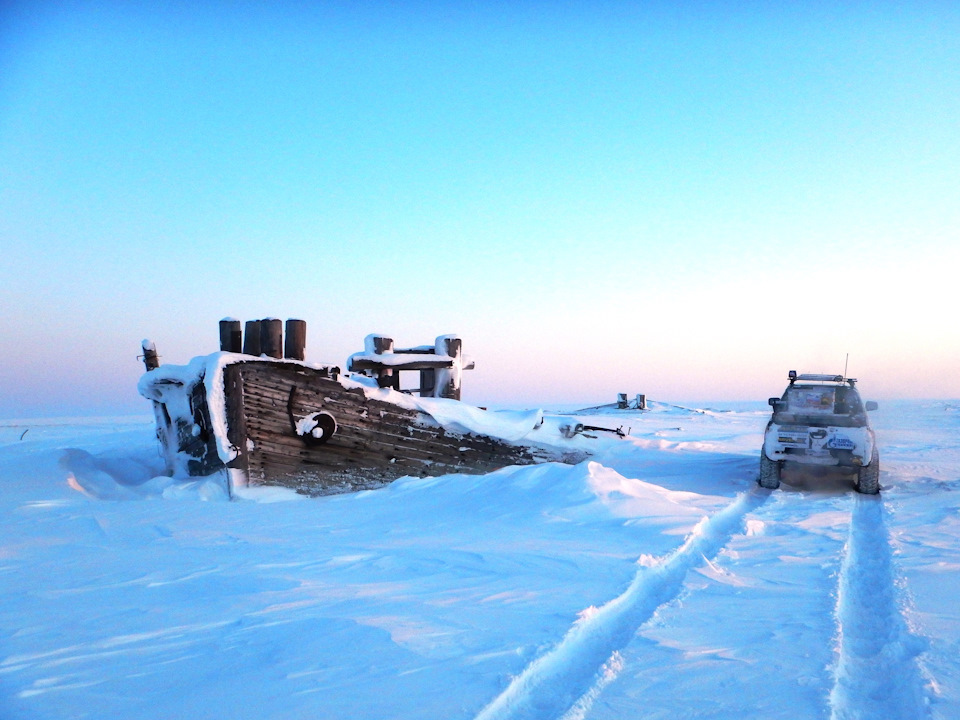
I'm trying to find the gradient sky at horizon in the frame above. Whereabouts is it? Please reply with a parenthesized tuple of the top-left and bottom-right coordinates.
(2, 1, 959, 418)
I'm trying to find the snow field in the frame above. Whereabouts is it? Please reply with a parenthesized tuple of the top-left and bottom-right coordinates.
(474, 489, 768, 720)
(829, 496, 928, 720)
(586, 491, 848, 719)
(1, 400, 958, 719)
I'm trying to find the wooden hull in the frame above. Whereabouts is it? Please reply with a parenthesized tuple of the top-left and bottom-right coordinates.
(137, 356, 555, 496)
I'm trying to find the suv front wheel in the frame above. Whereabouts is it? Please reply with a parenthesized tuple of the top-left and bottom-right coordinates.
(759, 452, 782, 489)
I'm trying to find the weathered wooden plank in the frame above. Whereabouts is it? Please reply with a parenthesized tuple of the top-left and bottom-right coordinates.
(244, 412, 488, 465)
(244, 421, 511, 469)
(243, 401, 519, 460)
(250, 444, 493, 486)
(224, 364, 250, 484)
(252, 443, 444, 475)
(348, 357, 457, 372)
(247, 425, 533, 478)
(240, 377, 428, 434)
(251, 412, 511, 464)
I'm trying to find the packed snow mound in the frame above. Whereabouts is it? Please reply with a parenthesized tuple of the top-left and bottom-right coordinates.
(61, 444, 310, 503)
(365, 460, 721, 527)
(61, 448, 229, 501)
(60, 441, 726, 513)
(585, 461, 724, 519)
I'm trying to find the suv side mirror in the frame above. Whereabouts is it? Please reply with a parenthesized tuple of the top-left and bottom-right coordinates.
(768, 397, 779, 406)
(865, 401, 878, 411)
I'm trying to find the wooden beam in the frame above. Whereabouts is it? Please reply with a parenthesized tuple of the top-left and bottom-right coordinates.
(349, 356, 457, 372)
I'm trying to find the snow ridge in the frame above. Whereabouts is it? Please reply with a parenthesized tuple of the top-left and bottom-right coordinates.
(829, 496, 930, 720)
(473, 488, 769, 720)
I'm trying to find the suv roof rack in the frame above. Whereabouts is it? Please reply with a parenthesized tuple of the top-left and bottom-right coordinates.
(788, 371, 857, 386)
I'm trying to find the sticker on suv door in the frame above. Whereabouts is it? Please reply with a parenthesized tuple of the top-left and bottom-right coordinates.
(827, 436, 856, 450)
(778, 431, 808, 445)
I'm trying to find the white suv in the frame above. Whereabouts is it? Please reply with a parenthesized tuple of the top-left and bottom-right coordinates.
(760, 372, 880, 493)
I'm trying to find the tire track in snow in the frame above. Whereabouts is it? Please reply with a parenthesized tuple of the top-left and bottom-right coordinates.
(829, 495, 930, 720)
(473, 488, 769, 720)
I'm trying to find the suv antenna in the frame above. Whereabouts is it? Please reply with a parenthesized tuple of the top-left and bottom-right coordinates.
(843, 353, 849, 380)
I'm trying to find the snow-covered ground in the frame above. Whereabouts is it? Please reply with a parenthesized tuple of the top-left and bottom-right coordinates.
(1, 400, 958, 719)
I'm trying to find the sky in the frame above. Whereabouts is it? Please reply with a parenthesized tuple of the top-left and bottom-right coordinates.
(1, 1, 959, 418)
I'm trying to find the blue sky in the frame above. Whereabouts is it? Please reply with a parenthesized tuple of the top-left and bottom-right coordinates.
(2, 1, 958, 417)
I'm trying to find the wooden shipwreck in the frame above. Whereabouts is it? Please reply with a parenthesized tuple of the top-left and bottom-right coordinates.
(138, 319, 559, 496)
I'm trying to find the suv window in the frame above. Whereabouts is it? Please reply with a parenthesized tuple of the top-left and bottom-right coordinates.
(832, 387, 863, 415)
(784, 387, 836, 414)
(774, 385, 866, 427)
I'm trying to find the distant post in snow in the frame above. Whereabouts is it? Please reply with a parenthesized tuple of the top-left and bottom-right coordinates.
(284, 319, 306, 361)
(243, 320, 262, 356)
(260, 318, 283, 359)
(141, 339, 160, 371)
(219, 318, 242, 353)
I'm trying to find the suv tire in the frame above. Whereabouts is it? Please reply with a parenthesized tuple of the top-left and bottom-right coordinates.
(759, 452, 781, 489)
(855, 448, 880, 495)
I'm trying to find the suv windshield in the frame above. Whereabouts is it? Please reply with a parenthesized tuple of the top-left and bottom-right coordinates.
(773, 385, 866, 427)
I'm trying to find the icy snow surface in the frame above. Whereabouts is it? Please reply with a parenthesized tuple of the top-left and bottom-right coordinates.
(2, 401, 959, 719)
